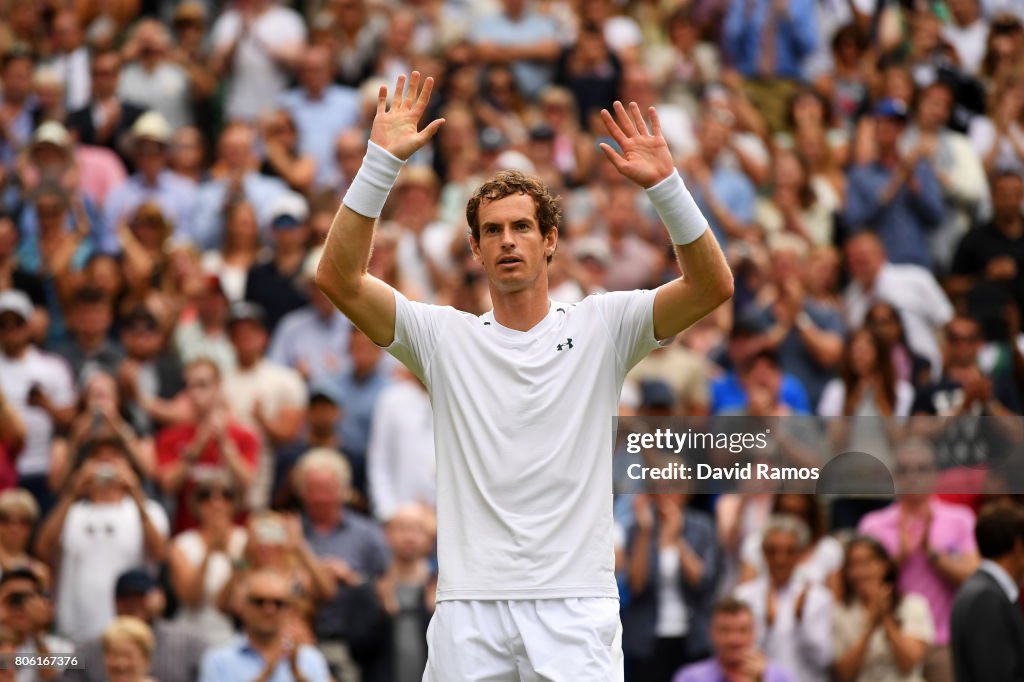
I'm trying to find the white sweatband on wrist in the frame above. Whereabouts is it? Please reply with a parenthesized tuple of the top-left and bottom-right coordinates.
(645, 170, 708, 245)
(342, 140, 405, 219)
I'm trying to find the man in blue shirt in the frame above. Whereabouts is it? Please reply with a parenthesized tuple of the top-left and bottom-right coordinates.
(279, 46, 361, 189)
(199, 570, 331, 682)
(844, 99, 945, 268)
(470, 0, 561, 99)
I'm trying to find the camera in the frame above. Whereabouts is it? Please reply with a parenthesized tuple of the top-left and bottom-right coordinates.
(94, 463, 118, 484)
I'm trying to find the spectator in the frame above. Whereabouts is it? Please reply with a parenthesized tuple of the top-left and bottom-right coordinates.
(100, 616, 155, 682)
(35, 437, 168, 642)
(53, 286, 123, 387)
(858, 438, 981, 682)
(65, 48, 147, 157)
(0, 290, 75, 513)
(733, 514, 834, 682)
(375, 503, 436, 682)
(200, 569, 331, 682)
(191, 123, 290, 250)
(833, 535, 934, 682)
(756, 150, 839, 248)
(673, 597, 795, 682)
(623, 493, 719, 681)
(117, 19, 193, 130)
(0, 567, 72, 680)
(0, 212, 47, 338)
(295, 449, 390, 680)
(740, 494, 843, 597)
(333, 329, 394, 499)
(864, 301, 933, 390)
(279, 45, 361, 188)
(943, 0, 988, 75)
(470, 0, 561, 100)
(48, 369, 155, 495)
(950, 501, 1024, 682)
(818, 326, 915, 420)
(173, 274, 236, 375)
(367, 368, 435, 523)
(602, 184, 661, 291)
(268, 247, 353, 382)
(0, 46, 38, 170)
(168, 473, 247, 647)
(155, 357, 258, 532)
(116, 304, 188, 434)
(102, 112, 198, 243)
(844, 99, 945, 269)
(554, 21, 622, 129)
(167, 2, 217, 137)
(46, 10, 89, 113)
(223, 301, 307, 509)
(843, 231, 953, 380)
(0, 490, 46, 585)
(950, 170, 1024, 318)
(257, 109, 317, 195)
(0, 394, 26, 493)
(66, 568, 206, 682)
(201, 200, 262, 304)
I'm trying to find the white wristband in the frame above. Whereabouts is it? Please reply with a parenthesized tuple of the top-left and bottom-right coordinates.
(645, 170, 708, 245)
(342, 140, 405, 219)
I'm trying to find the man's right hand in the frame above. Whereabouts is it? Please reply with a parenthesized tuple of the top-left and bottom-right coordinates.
(369, 71, 445, 161)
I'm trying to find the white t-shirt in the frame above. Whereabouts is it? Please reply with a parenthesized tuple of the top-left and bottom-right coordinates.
(56, 497, 169, 642)
(210, 6, 307, 122)
(385, 288, 662, 601)
(0, 348, 75, 476)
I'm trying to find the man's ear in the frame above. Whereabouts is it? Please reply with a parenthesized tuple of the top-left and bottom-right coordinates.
(545, 226, 558, 258)
(468, 235, 482, 263)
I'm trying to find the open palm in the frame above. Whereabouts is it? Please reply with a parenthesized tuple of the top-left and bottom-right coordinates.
(370, 71, 445, 161)
(599, 101, 675, 189)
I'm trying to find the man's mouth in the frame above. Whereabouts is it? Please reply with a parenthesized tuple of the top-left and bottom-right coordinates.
(497, 256, 522, 266)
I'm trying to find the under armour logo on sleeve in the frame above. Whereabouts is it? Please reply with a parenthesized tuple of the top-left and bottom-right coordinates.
(556, 338, 573, 351)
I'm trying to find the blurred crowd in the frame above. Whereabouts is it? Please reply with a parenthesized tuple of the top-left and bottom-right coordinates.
(1, 0, 1024, 680)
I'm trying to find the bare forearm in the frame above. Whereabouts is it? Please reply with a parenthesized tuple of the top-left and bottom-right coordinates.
(835, 625, 874, 681)
(628, 531, 651, 593)
(882, 616, 925, 673)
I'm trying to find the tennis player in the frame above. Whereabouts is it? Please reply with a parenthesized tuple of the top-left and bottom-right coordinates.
(316, 72, 733, 681)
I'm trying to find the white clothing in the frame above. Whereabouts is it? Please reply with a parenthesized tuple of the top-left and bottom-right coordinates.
(210, 7, 307, 122)
(422, 598, 623, 682)
(49, 47, 90, 112)
(844, 262, 953, 380)
(655, 545, 689, 637)
(56, 497, 169, 642)
(942, 21, 988, 75)
(734, 576, 835, 682)
(385, 288, 661, 602)
(741, 534, 844, 587)
(0, 348, 76, 476)
(367, 379, 436, 522)
(117, 62, 192, 130)
(224, 360, 307, 508)
(172, 527, 247, 646)
(832, 593, 935, 682)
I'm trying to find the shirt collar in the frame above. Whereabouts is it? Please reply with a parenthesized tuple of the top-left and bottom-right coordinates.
(979, 559, 1020, 603)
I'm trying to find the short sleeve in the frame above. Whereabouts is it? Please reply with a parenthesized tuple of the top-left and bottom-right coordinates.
(816, 378, 844, 417)
(589, 289, 661, 373)
(740, 531, 764, 573)
(44, 356, 76, 409)
(280, 368, 308, 409)
(385, 289, 455, 385)
(144, 499, 170, 538)
(209, 12, 240, 50)
(898, 593, 935, 644)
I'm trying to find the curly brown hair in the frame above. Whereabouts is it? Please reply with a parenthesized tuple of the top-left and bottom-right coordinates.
(465, 171, 561, 262)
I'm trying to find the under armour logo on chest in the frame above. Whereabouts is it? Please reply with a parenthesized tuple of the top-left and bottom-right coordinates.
(556, 338, 573, 351)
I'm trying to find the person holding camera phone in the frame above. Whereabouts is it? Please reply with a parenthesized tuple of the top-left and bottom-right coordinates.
(0, 567, 73, 682)
(33, 437, 168, 644)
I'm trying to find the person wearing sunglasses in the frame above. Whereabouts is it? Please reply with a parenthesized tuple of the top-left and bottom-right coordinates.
(0, 567, 73, 682)
(858, 438, 981, 682)
(168, 472, 247, 647)
(733, 514, 835, 682)
(0, 488, 47, 588)
(200, 569, 330, 682)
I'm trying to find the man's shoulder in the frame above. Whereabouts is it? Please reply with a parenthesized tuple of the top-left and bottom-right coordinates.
(931, 498, 976, 524)
(674, 657, 718, 681)
(858, 503, 900, 532)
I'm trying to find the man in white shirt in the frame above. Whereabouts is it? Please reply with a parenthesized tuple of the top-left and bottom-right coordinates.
(733, 515, 834, 682)
(0, 291, 75, 514)
(316, 71, 733, 679)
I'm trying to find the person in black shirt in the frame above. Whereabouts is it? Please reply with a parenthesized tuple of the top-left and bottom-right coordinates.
(243, 193, 311, 334)
(0, 212, 47, 342)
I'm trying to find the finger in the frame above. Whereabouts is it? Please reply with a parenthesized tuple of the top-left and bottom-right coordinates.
(613, 101, 638, 137)
(598, 142, 626, 171)
(629, 102, 649, 136)
(418, 117, 446, 141)
(404, 71, 421, 109)
(649, 106, 664, 139)
(599, 108, 628, 147)
(393, 74, 406, 110)
(414, 75, 435, 114)
(376, 85, 387, 115)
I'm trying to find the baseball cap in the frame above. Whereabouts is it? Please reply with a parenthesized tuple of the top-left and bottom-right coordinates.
(574, 237, 611, 267)
(640, 379, 675, 410)
(32, 121, 72, 150)
(115, 569, 156, 597)
(309, 380, 344, 406)
(130, 111, 173, 146)
(0, 290, 33, 321)
(269, 192, 309, 230)
(228, 301, 266, 327)
(872, 98, 909, 121)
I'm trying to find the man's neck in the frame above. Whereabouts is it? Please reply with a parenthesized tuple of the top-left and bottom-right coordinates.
(491, 281, 551, 332)
(76, 334, 106, 354)
(994, 215, 1023, 239)
(311, 510, 341, 533)
(306, 85, 326, 101)
(308, 432, 337, 449)
(899, 495, 931, 515)
(247, 631, 282, 661)
(393, 557, 429, 584)
(139, 170, 162, 187)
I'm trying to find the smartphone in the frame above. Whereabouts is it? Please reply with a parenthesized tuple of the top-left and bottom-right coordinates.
(94, 463, 118, 484)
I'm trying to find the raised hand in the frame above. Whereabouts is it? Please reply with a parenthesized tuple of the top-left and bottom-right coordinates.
(370, 71, 445, 161)
(599, 101, 675, 189)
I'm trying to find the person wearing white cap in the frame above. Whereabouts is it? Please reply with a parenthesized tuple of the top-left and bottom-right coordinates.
(102, 111, 199, 247)
(0, 290, 76, 515)
(267, 246, 353, 383)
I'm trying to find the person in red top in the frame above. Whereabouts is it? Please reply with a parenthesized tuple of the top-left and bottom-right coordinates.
(156, 357, 258, 532)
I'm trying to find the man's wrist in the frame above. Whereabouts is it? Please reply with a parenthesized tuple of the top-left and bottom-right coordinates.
(645, 170, 708, 245)
(342, 141, 406, 218)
